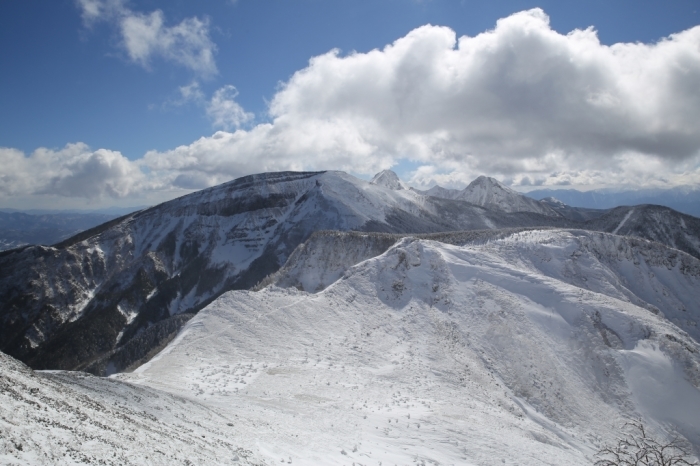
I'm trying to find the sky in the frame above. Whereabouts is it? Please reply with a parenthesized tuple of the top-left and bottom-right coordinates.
(1, 0, 699, 209)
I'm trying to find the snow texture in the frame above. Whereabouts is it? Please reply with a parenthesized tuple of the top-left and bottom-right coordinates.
(105, 229, 700, 465)
(0, 351, 265, 465)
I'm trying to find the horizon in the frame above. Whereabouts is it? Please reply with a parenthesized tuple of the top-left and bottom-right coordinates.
(1, 1, 700, 210)
(1, 167, 699, 216)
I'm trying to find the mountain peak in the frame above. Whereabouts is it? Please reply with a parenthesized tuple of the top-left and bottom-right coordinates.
(458, 175, 557, 215)
(467, 175, 513, 192)
(370, 170, 405, 190)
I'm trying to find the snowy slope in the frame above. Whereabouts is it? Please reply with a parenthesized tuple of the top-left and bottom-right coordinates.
(114, 229, 700, 465)
(2, 169, 698, 377)
(457, 176, 560, 215)
(587, 204, 700, 260)
(0, 171, 582, 374)
(414, 176, 560, 216)
(0, 351, 265, 465)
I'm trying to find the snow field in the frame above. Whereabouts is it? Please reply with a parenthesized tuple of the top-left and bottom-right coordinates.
(120, 229, 700, 464)
(0, 351, 266, 465)
(5, 228, 700, 464)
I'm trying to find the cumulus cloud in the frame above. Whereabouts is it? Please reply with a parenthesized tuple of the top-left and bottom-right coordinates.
(7, 8, 700, 204)
(178, 81, 205, 103)
(206, 85, 254, 130)
(139, 9, 700, 190)
(0, 143, 146, 199)
(169, 82, 253, 131)
(76, 0, 217, 77)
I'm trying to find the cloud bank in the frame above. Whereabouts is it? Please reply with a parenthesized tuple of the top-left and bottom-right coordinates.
(4, 8, 700, 205)
(0, 143, 145, 199)
(77, 0, 217, 77)
(146, 9, 700, 190)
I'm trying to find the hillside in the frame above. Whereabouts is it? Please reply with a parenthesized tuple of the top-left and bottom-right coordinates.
(1, 170, 698, 375)
(2, 227, 699, 464)
(0, 350, 264, 465)
(115, 229, 700, 464)
(0, 171, 572, 373)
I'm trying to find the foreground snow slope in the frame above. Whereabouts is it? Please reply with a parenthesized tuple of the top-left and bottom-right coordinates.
(0, 351, 265, 465)
(120, 229, 700, 465)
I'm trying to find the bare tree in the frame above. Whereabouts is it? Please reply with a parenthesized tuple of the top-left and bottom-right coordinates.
(595, 420, 697, 466)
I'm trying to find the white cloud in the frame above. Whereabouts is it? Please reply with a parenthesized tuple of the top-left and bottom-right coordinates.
(178, 81, 205, 103)
(206, 85, 254, 130)
(6, 8, 700, 206)
(76, 0, 217, 77)
(76, 0, 124, 24)
(0, 143, 146, 199)
(140, 9, 700, 190)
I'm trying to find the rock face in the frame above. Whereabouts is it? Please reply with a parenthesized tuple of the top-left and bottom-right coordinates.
(1, 170, 699, 374)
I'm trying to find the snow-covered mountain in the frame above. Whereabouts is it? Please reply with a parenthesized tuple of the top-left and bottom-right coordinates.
(458, 176, 559, 215)
(527, 185, 700, 218)
(370, 169, 408, 190)
(0, 170, 572, 374)
(539, 196, 607, 221)
(416, 176, 560, 216)
(587, 204, 700, 261)
(1, 169, 699, 378)
(107, 229, 700, 465)
(3, 226, 700, 464)
(415, 184, 463, 200)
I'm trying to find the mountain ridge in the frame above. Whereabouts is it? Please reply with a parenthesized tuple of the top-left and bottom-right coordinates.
(414, 175, 560, 216)
(526, 185, 700, 217)
(1, 170, 699, 375)
(116, 228, 700, 464)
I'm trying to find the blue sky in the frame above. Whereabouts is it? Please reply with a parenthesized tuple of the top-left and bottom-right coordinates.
(1, 0, 699, 208)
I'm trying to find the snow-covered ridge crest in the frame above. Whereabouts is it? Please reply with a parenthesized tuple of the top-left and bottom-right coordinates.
(458, 175, 559, 215)
(413, 175, 560, 216)
(1, 169, 699, 375)
(120, 228, 700, 464)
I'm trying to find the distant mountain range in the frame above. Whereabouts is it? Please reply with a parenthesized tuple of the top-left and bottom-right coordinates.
(0, 211, 122, 251)
(0, 206, 148, 251)
(524, 186, 700, 217)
